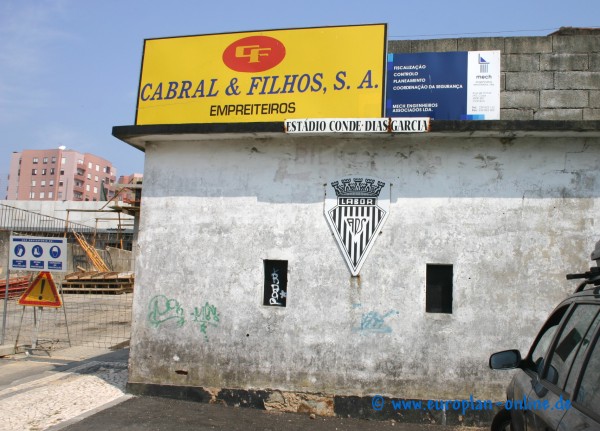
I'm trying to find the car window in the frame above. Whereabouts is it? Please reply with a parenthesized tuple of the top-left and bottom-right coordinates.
(564, 309, 600, 396)
(543, 304, 600, 388)
(575, 328, 600, 414)
(527, 305, 569, 374)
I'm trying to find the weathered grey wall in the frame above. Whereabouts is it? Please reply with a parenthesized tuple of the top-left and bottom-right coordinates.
(128, 134, 599, 401)
(388, 32, 600, 120)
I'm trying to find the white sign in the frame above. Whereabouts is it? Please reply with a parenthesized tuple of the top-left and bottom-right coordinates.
(466, 51, 501, 120)
(324, 177, 390, 276)
(9, 235, 67, 272)
(285, 117, 430, 134)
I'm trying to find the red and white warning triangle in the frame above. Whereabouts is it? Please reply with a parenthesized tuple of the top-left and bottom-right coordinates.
(18, 271, 62, 307)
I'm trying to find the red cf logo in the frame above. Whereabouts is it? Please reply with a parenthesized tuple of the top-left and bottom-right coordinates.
(235, 45, 272, 63)
(223, 36, 286, 72)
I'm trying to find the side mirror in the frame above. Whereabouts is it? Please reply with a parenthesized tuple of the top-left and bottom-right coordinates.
(489, 349, 522, 370)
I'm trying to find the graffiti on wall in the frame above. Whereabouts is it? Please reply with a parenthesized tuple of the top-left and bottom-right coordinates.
(263, 260, 288, 307)
(191, 301, 220, 341)
(148, 295, 186, 328)
(352, 304, 399, 334)
(148, 295, 220, 341)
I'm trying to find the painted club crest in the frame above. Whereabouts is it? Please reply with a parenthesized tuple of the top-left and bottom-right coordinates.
(324, 177, 390, 275)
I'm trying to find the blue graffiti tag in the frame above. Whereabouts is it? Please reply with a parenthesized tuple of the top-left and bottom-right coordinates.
(353, 310, 399, 334)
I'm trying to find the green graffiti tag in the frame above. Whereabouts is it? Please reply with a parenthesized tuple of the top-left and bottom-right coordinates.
(148, 295, 186, 328)
(191, 302, 220, 341)
(148, 295, 220, 341)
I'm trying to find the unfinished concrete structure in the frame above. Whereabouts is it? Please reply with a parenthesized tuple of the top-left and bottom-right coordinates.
(113, 29, 600, 424)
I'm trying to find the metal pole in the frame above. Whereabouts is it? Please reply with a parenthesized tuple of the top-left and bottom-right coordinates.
(32, 306, 38, 349)
(64, 210, 70, 238)
(1, 231, 12, 345)
(118, 212, 122, 249)
(14, 306, 25, 352)
(59, 284, 71, 347)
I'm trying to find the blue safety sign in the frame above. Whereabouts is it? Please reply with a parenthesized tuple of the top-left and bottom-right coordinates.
(9, 235, 67, 272)
(14, 244, 26, 257)
(49, 246, 61, 259)
(30, 260, 44, 269)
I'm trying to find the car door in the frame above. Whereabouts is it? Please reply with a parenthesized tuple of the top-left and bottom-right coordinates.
(557, 313, 600, 430)
(527, 303, 600, 430)
(509, 304, 570, 431)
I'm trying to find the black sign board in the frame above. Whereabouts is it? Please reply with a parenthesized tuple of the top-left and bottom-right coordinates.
(263, 260, 287, 307)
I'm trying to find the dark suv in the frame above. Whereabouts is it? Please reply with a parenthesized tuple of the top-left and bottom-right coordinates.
(489, 243, 600, 430)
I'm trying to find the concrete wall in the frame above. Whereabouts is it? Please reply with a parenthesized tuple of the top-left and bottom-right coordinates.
(388, 31, 600, 120)
(106, 246, 135, 272)
(128, 134, 599, 402)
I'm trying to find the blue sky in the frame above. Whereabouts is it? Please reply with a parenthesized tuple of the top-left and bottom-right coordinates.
(1, 0, 599, 188)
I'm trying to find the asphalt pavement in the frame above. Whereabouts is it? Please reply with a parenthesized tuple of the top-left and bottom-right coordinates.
(58, 396, 488, 431)
(0, 345, 488, 431)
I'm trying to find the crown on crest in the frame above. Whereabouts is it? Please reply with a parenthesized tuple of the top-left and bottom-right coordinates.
(331, 178, 385, 197)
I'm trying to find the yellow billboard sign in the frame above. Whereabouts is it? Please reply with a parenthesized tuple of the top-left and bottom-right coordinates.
(136, 24, 386, 125)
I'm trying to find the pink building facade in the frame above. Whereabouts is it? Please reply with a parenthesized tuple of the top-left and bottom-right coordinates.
(6, 148, 117, 201)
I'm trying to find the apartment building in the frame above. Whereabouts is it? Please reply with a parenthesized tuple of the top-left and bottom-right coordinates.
(6, 147, 116, 201)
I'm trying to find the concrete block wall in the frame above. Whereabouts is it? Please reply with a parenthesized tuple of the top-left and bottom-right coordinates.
(388, 30, 600, 120)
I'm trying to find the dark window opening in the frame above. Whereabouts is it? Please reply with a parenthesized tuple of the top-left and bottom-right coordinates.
(426, 264, 453, 314)
(263, 260, 288, 307)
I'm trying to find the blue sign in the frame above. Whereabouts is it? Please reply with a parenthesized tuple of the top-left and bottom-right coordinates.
(386, 52, 467, 120)
(48, 261, 63, 270)
(385, 51, 500, 120)
(12, 260, 26, 269)
(9, 235, 67, 272)
(32, 245, 44, 258)
(30, 260, 44, 269)
(49, 246, 61, 259)
(14, 244, 26, 257)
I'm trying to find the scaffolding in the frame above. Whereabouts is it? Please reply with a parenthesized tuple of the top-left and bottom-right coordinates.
(72, 231, 111, 272)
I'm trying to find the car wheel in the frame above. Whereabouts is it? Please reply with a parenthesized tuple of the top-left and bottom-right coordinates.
(491, 407, 511, 431)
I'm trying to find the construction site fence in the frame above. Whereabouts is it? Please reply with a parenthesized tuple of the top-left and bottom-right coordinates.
(0, 203, 134, 351)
